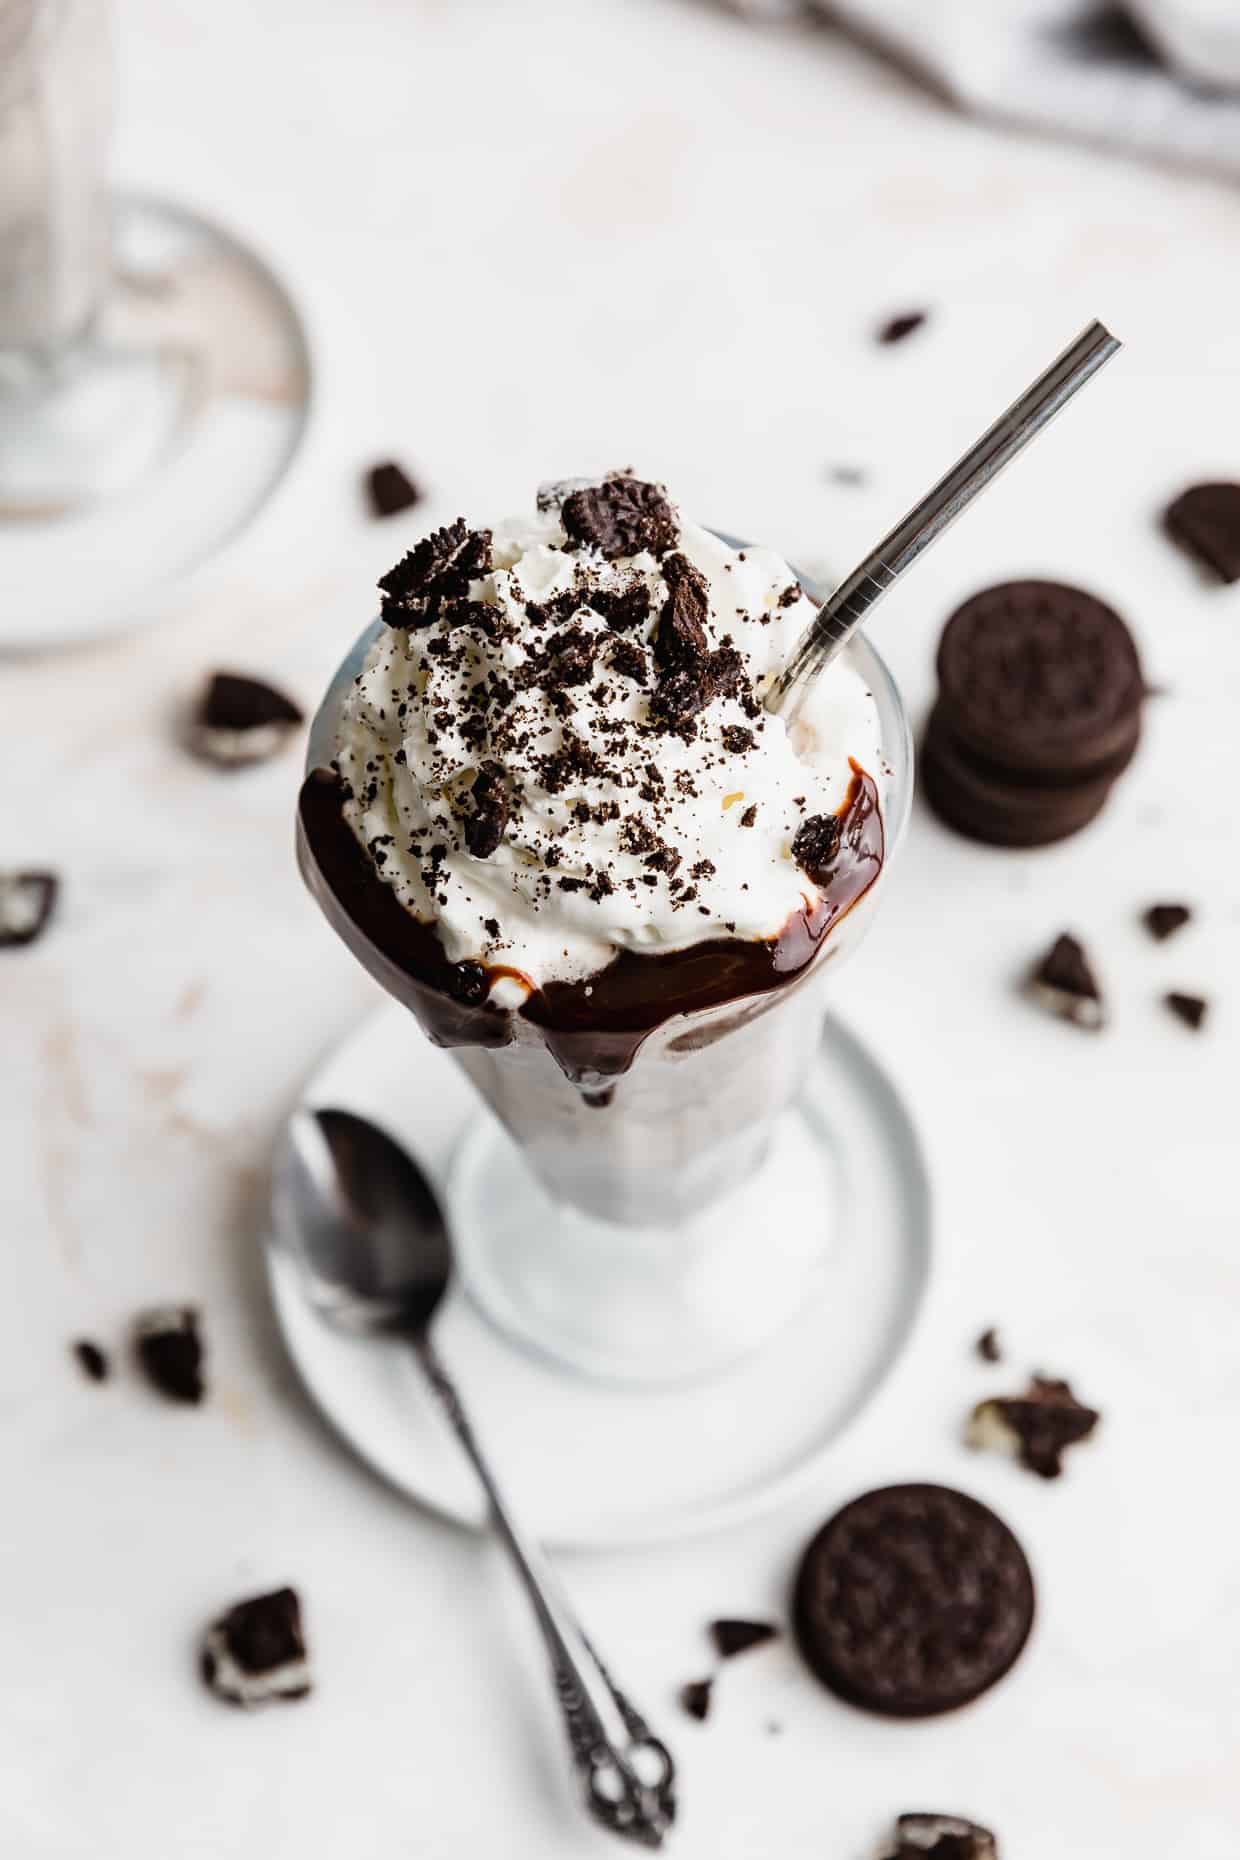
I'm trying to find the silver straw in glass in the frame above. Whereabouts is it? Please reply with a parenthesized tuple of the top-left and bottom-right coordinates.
(767, 319, 1121, 718)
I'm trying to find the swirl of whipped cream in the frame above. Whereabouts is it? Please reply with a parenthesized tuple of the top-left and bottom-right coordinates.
(333, 478, 884, 997)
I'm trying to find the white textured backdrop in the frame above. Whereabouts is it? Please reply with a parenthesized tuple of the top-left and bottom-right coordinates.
(3, 2, 1237, 1855)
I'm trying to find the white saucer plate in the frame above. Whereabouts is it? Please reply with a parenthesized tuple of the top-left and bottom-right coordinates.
(267, 999, 932, 1549)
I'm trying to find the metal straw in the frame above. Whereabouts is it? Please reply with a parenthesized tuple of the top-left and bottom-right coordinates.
(767, 319, 1121, 718)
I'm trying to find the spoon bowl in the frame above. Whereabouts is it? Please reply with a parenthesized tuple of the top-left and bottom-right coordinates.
(278, 1107, 453, 1336)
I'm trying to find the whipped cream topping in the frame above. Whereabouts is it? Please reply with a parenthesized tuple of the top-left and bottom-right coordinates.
(333, 478, 884, 995)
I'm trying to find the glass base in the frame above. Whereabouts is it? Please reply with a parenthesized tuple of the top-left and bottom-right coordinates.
(0, 341, 200, 515)
(449, 1095, 840, 1387)
(0, 193, 310, 649)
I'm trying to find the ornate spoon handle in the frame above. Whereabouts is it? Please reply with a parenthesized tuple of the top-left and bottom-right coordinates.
(413, 1335, 676, 1849)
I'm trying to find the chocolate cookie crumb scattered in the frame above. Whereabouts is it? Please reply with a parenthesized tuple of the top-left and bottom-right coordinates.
(365, 459, 422, 519)
(561, 476, 676, 560)
(462, 762, 511, 859)
(969, 1376, 1100, 1479)
(794, 1484, 1034, 1717)
(792, 812, 842, 885)
(739, 805, 757, 828)
(191, 673, 305, 769)
(201, 1587, 311, 1708)
(877, 310, 928, 346)
(0, 871, 58, 948)
(1143, 903, 1191, 942)
(655, 558, 710, 673)
(134, 1306, 205, 1404)
(975, 1328, 1001, 1365)
(709, 1619, 779, 1660)
(1165, 991, 1207, 1031)
(379, 519, 493, 627)
(721, 725, 755, 754)
(1028, 933, 1104, 1030)
(72, 1339, 109, 1383)
(1164, 482, 1240, 584)
(678, 1678, 713, 1722)
(885, 1811, 999, 1859)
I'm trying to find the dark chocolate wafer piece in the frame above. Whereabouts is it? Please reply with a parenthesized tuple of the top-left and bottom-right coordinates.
(935, 580, 1143, 779)
(1164, 483, 1240, 584)
(793, 1484, 1034, 1718)
(201, 1587, 311, 1707)
(366, 460, 422, 519)
(1143, 903, 1191, 942)
(1028, 932, 1104, 1029)
(969, 1376, 1100, 1478)
(1165, 991, 1207, 1031)
(921, 710, 1117, 848)
(0, 871, 58, 948)
(885, 1811, 999, 1858)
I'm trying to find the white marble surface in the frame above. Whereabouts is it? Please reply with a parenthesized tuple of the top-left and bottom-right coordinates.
(3, 2, 1238, 1854)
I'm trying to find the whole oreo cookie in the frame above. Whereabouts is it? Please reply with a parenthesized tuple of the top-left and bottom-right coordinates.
(793, 1484, 1034, 1718)
(935, 580, 1143, 779)
(921, 706, 1118, 848)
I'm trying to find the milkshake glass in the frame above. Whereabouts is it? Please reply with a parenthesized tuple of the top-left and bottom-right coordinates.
(298, 487, 911, 1382)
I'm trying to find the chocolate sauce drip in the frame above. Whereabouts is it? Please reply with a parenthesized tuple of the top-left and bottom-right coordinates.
(298, 765, 884, 1088)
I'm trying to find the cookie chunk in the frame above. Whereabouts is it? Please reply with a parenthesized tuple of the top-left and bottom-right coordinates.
(1165, 991, 1207, 1031)
(884, 1811, 999, 1858)
(134, 1306, 205, 1404)
(201, 1588, 311, 1708)
(0, 872, 58, 948)
(1164, 482, 1240, 583)
(1028, 933, 1104, 1030)
(968, 1376, 1100, 1479)
(192, 673, 304, 768)
(709, 1618, 779, 1659)
(366, 459, 422, 519)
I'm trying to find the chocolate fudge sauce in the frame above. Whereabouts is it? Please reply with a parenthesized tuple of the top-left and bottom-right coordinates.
(298, 762, 884, 1090)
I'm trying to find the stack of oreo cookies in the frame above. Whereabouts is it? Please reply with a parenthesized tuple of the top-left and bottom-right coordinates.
(922, 581, 1144, 847)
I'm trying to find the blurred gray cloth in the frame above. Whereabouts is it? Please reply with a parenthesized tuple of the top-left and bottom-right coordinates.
(725, 1, 1240, 181)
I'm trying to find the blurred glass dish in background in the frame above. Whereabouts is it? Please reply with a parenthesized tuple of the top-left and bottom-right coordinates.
(0, 0, 310, 649)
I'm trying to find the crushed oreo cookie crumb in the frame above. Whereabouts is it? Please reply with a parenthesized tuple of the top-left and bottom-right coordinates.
(1165, 991, 1207, 1031)
(678, 1678, 713, 1722)
(792, 812, 842, 884)
(877, 310, 928, 346)
(462, 762, 511, 859)
(192, 673, 304, 768)
(739, 804, 758, 829)
(561, 476, 676, 560)
(655, 557, 710, 673)
(134, 1306, 205, 1404)
(975, 1328, 1002, 1365)
(365, 459, 422, 519)
(1028, 933, 1104, 1030)
(886, 1811, 998, 1859)
(72, 1339, 109, 1383)
(709, 1619, 779, 1660)
(969, 1376, 1100, 1479)
(201, 1587, 311, 1708)
(721, 725, 755, 754)
(590, 581, 651, 633)
(379, 519, 493, 627)
(1143, 903, 1191, 942)
(0, 871, 58, 948)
